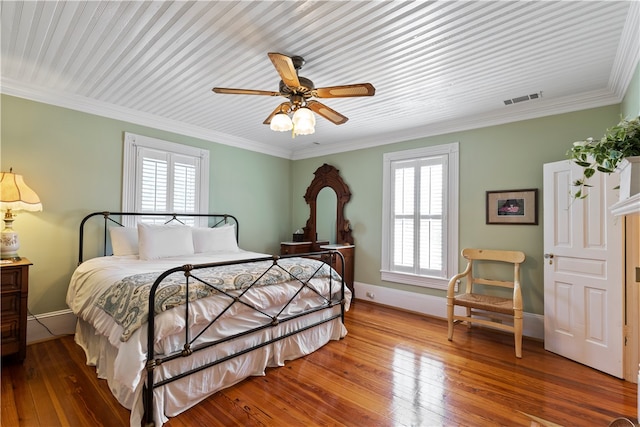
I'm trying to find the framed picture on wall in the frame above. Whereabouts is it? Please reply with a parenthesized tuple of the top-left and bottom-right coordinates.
(486, 188, 538, 225)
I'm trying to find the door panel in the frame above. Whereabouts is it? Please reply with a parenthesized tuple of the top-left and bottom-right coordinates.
(543, 160, 623, 378)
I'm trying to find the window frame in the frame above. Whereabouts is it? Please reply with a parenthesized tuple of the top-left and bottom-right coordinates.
(381, 142, 459, 290)
(122, 132, 209, 224)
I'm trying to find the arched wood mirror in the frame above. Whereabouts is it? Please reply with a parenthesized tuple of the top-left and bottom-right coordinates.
(302, 164, 353, 249)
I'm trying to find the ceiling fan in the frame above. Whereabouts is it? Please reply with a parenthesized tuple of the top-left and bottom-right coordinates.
(212, 52, 375, 135)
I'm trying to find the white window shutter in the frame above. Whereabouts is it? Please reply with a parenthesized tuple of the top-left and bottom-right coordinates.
(122, 133, 209, 226)
(381, 143, 458, 290)
(139, 149, 168, 213)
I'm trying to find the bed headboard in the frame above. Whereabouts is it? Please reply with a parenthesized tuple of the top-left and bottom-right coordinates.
(78, 211, 239, 264)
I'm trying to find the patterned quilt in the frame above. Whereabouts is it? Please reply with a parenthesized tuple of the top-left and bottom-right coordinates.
(96, 257, 340, 342)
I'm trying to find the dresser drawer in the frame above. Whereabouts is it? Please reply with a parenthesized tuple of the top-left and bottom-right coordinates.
(1, 315, 21, 355)
(1, 293, 20, 316)
(281, 242, 313, 255)
(1, 268, 22, 291)
(281, 241, 330, 255)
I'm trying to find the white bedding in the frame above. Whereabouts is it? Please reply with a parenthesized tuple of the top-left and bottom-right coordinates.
(66, 250, 351, 426)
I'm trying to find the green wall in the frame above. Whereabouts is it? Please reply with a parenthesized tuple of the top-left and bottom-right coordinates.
(291, 106, 621, 315)
(1, 95, 291, 315)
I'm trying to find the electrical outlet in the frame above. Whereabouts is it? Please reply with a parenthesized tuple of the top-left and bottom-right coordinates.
(366, 292, 375, 299)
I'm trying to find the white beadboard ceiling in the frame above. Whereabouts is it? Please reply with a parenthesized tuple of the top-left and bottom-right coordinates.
(2, 1, 639, 160)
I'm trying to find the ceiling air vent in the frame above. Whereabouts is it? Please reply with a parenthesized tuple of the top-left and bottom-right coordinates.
(504, 92, 542, 105)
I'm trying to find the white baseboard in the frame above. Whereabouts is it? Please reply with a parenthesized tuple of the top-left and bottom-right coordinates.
(354, 281, 544, 340)
(27, 309, 77, 344)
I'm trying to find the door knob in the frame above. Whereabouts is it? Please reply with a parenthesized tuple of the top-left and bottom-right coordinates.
(544, 253, 554, 265)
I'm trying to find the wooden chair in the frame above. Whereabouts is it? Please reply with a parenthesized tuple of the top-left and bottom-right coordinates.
(446, 248, 526, 358)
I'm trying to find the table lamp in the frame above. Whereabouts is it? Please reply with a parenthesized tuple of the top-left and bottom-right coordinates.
(0, 169, 42, 260)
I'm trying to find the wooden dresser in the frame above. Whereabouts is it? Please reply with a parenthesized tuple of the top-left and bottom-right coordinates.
(1, 258, 31, 362)
(292, 164, 357, 298)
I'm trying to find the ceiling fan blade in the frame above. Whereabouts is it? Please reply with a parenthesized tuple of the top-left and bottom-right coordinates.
(263, 102, 292, 125)
(307, 100, 348, 125)
(212, 87, 280, 96)
(314, 83, 375, 98)
(268, 52, 301, 89)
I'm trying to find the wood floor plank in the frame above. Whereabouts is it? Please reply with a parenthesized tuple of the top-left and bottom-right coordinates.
(2, 301, 637, 426)
(1, 365, 21, 426)
(15, 349, 61, 426)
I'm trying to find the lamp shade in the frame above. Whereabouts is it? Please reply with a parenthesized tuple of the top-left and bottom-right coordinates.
(292, 107, 316, 136)
(270, 112, 293, 132)
(0, 172, 42, 212)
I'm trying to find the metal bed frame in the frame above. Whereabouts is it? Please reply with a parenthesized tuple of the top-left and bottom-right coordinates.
(77, 212, 347, 426)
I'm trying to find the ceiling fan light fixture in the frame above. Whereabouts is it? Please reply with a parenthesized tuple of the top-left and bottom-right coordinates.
(292, 107, 315, 135)
(270, 112, 293, 131)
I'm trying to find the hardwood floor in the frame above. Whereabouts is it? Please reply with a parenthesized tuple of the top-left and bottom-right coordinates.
(2, 301, 637, 426)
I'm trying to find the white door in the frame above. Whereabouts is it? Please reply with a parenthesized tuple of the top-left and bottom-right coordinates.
(543, 160, 623, 378)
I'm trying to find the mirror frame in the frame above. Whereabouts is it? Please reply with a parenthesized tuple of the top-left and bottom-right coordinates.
(302, 164, 353, 248)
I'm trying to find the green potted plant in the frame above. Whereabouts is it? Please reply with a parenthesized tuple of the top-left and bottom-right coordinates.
(567, 116, 640, 199)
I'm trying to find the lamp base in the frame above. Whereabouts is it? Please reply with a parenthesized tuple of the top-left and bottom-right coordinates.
(1, 227, 20, 261)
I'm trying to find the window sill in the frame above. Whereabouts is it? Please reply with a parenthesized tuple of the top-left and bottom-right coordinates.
(380, 270, 449, 291)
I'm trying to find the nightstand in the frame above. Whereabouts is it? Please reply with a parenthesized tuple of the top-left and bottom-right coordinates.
(1, 258, 31, 362)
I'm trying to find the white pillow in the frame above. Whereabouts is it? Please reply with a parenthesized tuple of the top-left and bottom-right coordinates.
(109, 227, 139, 256)
(192, 224, 239, 253)
(137, 223, 195, 260)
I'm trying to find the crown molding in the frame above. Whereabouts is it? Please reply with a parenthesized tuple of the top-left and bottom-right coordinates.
(609, 1, 640, 99)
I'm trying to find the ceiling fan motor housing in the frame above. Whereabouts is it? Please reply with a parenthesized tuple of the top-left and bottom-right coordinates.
(290, 55, 305, 70)
(280, 76, 315, 97)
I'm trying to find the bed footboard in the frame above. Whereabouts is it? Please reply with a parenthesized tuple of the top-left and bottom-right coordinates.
(142, 251, 347, 427)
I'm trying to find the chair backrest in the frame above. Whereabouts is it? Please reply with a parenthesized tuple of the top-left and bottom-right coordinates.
(460, 248, 526, 292)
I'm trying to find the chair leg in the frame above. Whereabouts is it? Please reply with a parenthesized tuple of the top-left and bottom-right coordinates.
(514, 311, 523, 358)
(447, 299, 454, 341)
